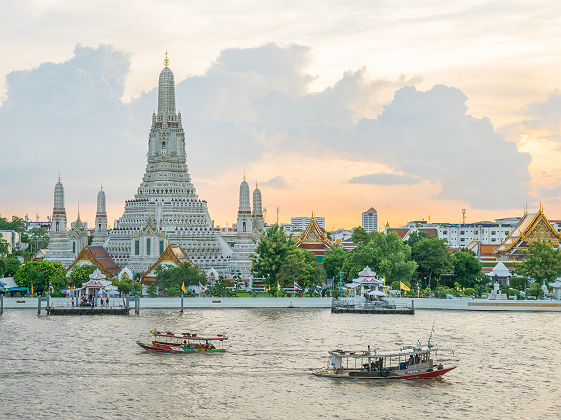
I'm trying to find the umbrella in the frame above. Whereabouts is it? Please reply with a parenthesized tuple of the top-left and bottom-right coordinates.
(61, 289, 74, 295)
(97, 290, 107, 295)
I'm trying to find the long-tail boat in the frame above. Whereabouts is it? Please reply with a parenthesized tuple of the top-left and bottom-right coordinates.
(137, 329, 227, 353)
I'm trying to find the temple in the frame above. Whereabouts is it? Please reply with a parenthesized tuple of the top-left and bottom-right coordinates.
(494, 206, 561, 260)
(105, 55, 233, 275)
(296, 215, 333, 261)
(44, 177, 75, 267)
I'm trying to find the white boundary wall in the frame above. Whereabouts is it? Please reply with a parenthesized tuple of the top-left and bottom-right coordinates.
(3, 297, 561, 311)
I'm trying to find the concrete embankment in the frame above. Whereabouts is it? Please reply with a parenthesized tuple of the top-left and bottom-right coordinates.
(2, 296, 561, 311)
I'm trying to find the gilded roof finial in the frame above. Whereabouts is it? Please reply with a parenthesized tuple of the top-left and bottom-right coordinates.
(164, 51, 169, 67)
(58, 172, 61, 182)
(243, 171, 246, 182)
(256, 181, 259, 188)
(77, 202, 80, 219)
(101, 182, 103, 191)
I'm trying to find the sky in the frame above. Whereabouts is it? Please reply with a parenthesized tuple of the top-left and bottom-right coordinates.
(1, 0, 561, 230)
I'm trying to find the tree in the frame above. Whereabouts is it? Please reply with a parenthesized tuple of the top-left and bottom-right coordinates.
(14, 260, 66, 294)
(27, 227, 50, 254)
(112, 273, 142, 296)
(451, 250, 482, 288)
(410, 237, 453, 288)
(2, 257, 21, 276)
(0, 238, 9, 257)
(343, 232, 417, 282)
(251, 224, 296, 290)
(323, 248, 348, 279)
(351, 227, 370, 245)
(405, 231, 429, 249)
(68, 265, 97, 288)
(147, 283, 157, 297)
(211, 277, 233, 297)
(514, 241, 561, 285)
(155, 262, 207, 296)
(276, 248, 326, 296)
(0, 259, 5, 277)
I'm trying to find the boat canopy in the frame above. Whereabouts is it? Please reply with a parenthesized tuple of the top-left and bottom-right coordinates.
(329, 347, 435, 359)
(150, 329, 228, 341)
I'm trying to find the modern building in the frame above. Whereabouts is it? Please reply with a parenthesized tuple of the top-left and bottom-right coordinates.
(0, 230, 21, 255)
(291, 216, 325, 231)
(362, 207, 378, 233)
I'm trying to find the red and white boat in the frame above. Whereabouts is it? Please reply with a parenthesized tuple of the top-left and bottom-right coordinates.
(137, 329, 227, 353)
(314, 332, 456, 380)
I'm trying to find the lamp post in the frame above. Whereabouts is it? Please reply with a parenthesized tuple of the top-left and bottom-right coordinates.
(339, 272, 344, 293)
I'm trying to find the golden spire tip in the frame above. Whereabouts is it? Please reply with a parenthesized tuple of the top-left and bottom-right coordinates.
(164, 51, 169, 67)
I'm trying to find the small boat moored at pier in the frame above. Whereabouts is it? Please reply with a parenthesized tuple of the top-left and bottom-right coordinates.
(137, 329, 227, 353)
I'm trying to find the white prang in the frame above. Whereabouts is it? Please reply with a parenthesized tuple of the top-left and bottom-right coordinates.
(105, 62, 232, 274)
(45, 179, 75, 267)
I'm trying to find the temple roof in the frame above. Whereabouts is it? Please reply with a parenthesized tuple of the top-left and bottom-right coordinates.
(66, 246, 121, 278)
(494, 208, 561, 254)
(143, 244, 193, 278)
(296, 217, 333, 248)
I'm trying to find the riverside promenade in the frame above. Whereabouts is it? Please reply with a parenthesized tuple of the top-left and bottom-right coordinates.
(2, 296, 561, 311)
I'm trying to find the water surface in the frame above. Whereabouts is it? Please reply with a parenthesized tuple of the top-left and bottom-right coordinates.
(1, 309, 560, 419)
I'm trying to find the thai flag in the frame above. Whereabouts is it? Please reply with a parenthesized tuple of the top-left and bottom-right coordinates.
(294, 282, 302, 291)
(199, 282, 206, 292)
(49, 283, 54, 294)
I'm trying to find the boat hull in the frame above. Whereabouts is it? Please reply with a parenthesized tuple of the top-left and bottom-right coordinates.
(137, 341, 226, 353)
(313, 366, 456, 379)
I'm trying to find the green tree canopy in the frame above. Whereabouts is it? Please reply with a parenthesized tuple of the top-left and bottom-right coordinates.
(112, 273, 141, 296)
(342, 232, 417, 282)
(2, 257, 21, 276)
(451, 249, 482, 288)
(251, 224, 296, 289)
(0, 216, 26, 233)
(277, 248, 326, 295)
(514, 241, 561, 285)
(0, 238, 9, 257)
(14, 259, 66, 294)
(405, 231, 429, 248)
(351, 227, 370, 245)
(322, 248, 348, 279)
(68, 264, 97, 288)
(410, 236, 453, 287)
(155, 262, 207, 296)
(26, 227, 50, 254)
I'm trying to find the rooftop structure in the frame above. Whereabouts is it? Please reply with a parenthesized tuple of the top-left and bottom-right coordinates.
(296, 216, 333, 261)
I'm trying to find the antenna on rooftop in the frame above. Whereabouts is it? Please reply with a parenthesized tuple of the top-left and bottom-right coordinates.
(462, 209, 466, 224)
(276, 207, 279, 225)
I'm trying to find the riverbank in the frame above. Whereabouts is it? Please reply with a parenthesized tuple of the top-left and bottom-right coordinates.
(3, 296, 561, 311)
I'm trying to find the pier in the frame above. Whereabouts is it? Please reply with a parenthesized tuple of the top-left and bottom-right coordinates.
(331, 299, 415, 315)
(46, 307, 130, 315)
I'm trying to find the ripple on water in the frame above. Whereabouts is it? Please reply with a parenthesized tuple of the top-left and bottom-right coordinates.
(1, 309, 560, 419)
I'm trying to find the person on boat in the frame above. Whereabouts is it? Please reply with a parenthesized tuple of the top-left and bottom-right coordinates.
(183, 340, 187, 347)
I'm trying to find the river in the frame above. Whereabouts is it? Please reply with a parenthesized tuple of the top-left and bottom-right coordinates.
(1, 309, 560, 419)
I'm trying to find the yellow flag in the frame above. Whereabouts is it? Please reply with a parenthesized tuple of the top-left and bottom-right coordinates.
(181, 281, 186, 293)
(400, 281, 410, 292)
(31, 282, 34, 295)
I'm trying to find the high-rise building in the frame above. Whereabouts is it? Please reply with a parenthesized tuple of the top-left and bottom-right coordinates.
(362, 207, 378, 233)
(291, 216, 325, 231)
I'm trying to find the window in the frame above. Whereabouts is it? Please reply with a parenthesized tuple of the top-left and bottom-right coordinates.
(135, 240, 140, 255)
(73, 242, 76, 253)
(160, 240, 164, 254)
(491, 231, 496, 235)
(460, 230, 465, 235)
(147, 238, 151, 255)
(443, 230, 447, 235)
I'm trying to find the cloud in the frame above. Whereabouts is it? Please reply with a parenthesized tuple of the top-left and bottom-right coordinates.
(348, 173, 420, 185)
(261, 176, 290, 189)
(521, 90, 561, 132)
(0, 42, 533, 221)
